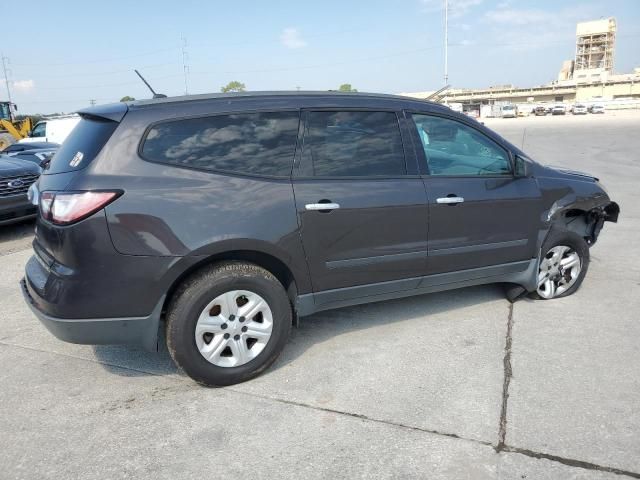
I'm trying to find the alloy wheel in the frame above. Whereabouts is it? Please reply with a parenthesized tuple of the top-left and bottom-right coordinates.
(536, 245, 582, 299)
(194, 290, 273, 367)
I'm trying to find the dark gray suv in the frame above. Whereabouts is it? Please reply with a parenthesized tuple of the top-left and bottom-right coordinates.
(22, 92, 619, 386)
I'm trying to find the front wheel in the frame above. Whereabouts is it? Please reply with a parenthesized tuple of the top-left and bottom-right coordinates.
(531, 230, 590, 300)
(166, 262, 292, 386)
(0, 132, 16, 151)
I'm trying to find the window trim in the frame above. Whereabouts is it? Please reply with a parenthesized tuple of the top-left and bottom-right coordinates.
(405, 111, 515, 178)
(137, 109, 302, 180)
(293, 108, 413, 180)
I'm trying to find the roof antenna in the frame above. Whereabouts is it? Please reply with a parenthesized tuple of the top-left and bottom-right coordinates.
(134, 69, 167, 99)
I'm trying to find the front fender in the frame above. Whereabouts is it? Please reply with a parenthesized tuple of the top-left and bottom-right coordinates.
(536, 170, 619, 250)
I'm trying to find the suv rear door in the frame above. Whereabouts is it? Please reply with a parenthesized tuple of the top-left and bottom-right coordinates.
(408, 112, 541, 275)
(292, 109, 429, 301)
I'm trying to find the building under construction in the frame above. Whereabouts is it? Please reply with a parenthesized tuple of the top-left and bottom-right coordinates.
(400, 17, 640, 115)
(574, 18, 616, 82)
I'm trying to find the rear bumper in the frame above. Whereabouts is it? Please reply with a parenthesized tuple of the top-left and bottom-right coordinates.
(21, 277, 163, 351)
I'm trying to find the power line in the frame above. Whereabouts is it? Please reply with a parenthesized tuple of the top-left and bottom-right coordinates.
(191, 45, 445, 76)
(30, 73, 184, 91)
(11, 46, 181, 67)
(40, 62, 179, 79)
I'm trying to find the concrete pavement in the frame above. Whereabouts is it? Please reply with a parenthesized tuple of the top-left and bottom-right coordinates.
(0, 112, 638, 479)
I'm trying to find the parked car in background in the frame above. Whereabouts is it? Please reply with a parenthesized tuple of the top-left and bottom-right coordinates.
(552, 105, 567, 115)
(22, 92, 619, 386)
(534, 106, 547, 116)
(501, 105, 517, 118)
(572, 104, 588, 115)
(590, 104, 605, 114)
(1, 141, 60, 154)
(19, 116, 80, 145)
(0, 154, 40, 225)
(9, 147, 59, 168)
(447, 102, 463, 113)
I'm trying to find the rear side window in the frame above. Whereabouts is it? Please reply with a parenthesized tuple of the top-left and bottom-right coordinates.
(300, 111, 405, 177)
(46, 117, 118, 174)
(141, 112, 300, 177)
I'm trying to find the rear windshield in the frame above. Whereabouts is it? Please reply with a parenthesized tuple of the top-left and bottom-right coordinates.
(45, 116, 118, 174)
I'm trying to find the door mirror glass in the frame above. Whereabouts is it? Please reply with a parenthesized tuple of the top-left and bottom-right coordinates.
(514, 155, 529, 177)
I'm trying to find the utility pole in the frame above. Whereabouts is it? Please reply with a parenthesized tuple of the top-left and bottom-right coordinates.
(1, 54, 12, 103)
(181, 36, 190, 95)
(443, 0, 449, 85)
(89, 99, 96, 106)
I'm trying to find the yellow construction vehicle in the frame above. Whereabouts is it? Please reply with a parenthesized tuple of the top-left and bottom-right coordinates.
(0, 101, 32, 151)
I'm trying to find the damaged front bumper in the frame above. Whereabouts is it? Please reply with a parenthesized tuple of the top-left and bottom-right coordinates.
(587, 201, 620, 245)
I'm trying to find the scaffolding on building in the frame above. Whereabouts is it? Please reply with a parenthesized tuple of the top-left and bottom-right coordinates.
(574, 18, 616, 72)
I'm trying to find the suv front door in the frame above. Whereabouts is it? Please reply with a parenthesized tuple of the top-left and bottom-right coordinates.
(408, 112, 541, 275)
(293, 110, 429, 302)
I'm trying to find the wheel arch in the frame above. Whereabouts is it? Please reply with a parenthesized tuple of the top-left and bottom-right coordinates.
(161, 248, 303, 321)
(549, 206, 612, 246)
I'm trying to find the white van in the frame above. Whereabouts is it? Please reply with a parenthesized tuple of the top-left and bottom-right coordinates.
(501, 105, 516, 118)
(19, 116, 80, 144)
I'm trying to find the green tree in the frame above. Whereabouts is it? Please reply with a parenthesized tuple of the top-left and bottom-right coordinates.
(338, 83, 357, 92)
(221, 81, 246, 93)
(120, 96, 135, 102)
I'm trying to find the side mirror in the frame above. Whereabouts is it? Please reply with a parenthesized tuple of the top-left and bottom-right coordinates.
(514, 155, 529, 177)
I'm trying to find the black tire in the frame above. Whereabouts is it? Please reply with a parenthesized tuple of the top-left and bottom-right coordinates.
(166, 261, 292, 386)
(0, 132, 16, 151)
(530, 229, 590, 300)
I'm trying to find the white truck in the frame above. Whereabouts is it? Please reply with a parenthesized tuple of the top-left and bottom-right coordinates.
(19, 116, 80, 145)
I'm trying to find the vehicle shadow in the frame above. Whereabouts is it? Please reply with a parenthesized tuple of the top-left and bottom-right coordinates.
(270, 283, 506, 373)
(92, 284, 507, 379)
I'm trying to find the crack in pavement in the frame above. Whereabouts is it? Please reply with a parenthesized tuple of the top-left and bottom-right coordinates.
(502, 445, 640, 479)
(3, 329, 640, 478)
(496, 303, 514, 452)
(226, 387, 495, 447)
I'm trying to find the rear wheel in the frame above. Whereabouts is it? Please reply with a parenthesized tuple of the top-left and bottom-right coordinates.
(166, 262, 292, 386)
(531, 230, 589, 300)
(0, 132, 16, 151)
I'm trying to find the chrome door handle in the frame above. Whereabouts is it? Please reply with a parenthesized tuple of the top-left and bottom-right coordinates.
(436, 196, 464, 204)
(305, 202, 340, 211)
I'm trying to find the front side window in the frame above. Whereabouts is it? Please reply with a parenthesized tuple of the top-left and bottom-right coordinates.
(300, 111, 405, 177)
(141, 112, 300, 177)
(412, 114, 511, 176)
(31, 122, 46, 137)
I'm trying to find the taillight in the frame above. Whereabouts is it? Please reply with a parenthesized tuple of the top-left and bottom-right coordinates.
(39, 191, 122, 225)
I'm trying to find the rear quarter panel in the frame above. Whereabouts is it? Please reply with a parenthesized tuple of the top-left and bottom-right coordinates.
(66, 107, 310, 293)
